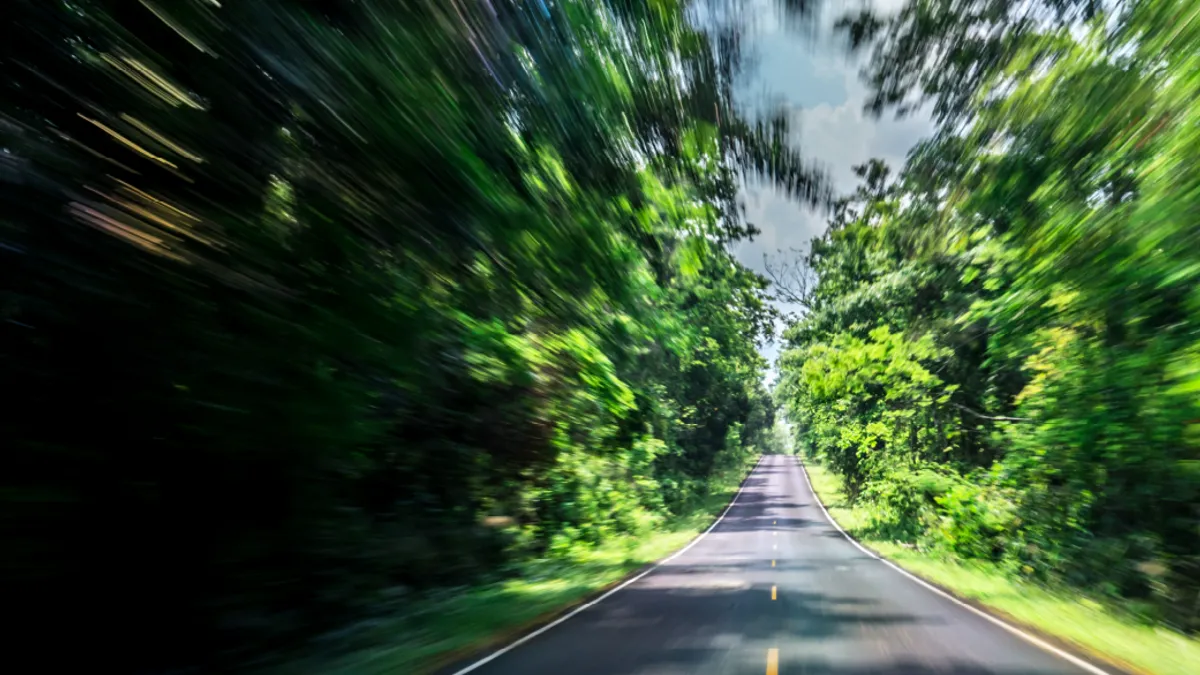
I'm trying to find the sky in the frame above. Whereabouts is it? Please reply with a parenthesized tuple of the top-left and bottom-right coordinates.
(726, 0, 933, 380)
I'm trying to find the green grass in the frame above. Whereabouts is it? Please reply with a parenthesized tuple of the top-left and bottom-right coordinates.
(802, 460, 1200, 675)
(258, 457, 759, 675)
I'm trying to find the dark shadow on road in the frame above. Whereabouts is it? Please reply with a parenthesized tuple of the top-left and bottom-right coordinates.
(776, 660, 1066, 675)
(436, 581, 948, 675)
(710, 515, 814, 533)
(658, 561, 819, 574)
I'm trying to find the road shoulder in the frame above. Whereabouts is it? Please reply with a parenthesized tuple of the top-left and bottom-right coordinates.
(798, 457, 1198, 675)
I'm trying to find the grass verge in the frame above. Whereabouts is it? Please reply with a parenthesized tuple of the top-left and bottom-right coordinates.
(258, 455, 760, 675)
(801, 459, 1200, 675)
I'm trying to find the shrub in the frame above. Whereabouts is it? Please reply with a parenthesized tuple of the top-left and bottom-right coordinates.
(860, 465, 955, 541)
(933, 481, 1017, 561)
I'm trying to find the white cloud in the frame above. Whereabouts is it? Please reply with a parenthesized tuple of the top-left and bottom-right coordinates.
(727, 0, 935, 369)
(795, 96, 932, 192)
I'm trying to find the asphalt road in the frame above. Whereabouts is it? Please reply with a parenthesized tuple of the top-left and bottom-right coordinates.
(446, 454, 1102, 675)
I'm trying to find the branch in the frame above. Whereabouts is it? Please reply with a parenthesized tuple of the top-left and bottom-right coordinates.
(762, 248, 816, 309)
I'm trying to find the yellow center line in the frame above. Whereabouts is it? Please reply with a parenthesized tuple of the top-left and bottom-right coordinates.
(771, 559, 775, 567)
(766, 648, 779, 675)
(773, 520, 776, 524)
(771, 585, 777, 600)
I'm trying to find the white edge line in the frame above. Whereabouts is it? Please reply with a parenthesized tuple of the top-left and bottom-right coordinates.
(794, 457, 1113, 675)
(448, 455, 766, 675)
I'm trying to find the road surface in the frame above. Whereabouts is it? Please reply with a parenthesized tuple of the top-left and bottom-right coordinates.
(445, 454, 1102, 675)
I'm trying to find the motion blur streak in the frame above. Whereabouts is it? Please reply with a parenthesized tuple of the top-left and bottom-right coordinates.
(2, 0, 817, 671)
(1, 0, 1197, 674)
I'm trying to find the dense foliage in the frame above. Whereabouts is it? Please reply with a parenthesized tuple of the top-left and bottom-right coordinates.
(1, 0, 823, 670)
(782, 0, 1200, 632)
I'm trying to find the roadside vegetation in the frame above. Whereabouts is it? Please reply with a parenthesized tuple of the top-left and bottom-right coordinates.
(777, 0, 1200, 670)
(803, 462, 1200, 675)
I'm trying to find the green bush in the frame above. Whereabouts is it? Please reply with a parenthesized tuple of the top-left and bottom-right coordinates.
(932, 481, 1017, 561)
(860, 466, 954, 541)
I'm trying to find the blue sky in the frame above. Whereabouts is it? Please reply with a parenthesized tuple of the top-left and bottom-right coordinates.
(726, 0, 933, 377)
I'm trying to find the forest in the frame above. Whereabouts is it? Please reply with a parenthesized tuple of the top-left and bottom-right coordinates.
(2, 0, 821, 671)
(779, 0, 1200, 637)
